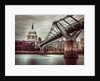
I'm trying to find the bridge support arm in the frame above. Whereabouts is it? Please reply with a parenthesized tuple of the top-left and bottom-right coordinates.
(71, 29, 83, 40)
(55, 23, 70, 39)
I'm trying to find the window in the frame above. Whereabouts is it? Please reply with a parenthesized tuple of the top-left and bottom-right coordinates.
(32, 36, 34, 39)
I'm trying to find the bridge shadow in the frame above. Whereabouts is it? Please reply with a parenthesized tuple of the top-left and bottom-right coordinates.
(64, 58, 78, 65)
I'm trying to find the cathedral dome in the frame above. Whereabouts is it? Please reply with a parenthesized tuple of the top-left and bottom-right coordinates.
(28, 23, 37, 34)
(28, 29, 37, 34)
(27, 23, 38, 42)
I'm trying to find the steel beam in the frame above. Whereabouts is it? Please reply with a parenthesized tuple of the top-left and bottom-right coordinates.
(70, 16, 83, 26)
(63, 19, 72, 26)
(71, 29, 83, 40)
(55, 22, 70, 39)
(58, 22, 66, 30)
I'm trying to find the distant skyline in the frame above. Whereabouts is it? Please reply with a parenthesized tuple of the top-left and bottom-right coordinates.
(15, 15, 84, 41)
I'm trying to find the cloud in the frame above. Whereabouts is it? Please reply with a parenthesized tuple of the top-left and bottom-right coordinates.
(15, 15, 84, 41)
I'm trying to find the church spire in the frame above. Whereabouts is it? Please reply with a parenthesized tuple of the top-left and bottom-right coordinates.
(32, 23, 34, 29)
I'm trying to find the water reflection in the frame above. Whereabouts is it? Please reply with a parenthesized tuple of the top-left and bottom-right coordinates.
(64, 58, 78, 65)
(15, 54, 84, 65)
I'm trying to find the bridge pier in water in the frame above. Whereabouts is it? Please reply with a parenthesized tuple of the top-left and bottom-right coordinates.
(55, 17, 83, 58)
(40, 47, 44, 55)
(64, 40, 78, 58)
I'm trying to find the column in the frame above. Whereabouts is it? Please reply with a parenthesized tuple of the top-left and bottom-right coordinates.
(64, 40, 78, 58)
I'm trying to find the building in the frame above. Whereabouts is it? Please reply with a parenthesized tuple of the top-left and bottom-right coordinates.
(44, 38, 84, 53)
(15, 40, 35, 51)
(15, 23, 39, 51)
(44, 39, 65, 52)
(76, 38, 84, 53)
(38, 37, 42, 44)
(80, 38, 84, 53)
(27, 23, 38, 46)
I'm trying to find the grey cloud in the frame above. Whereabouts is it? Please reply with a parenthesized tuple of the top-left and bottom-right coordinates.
(15, 15, 84, 41)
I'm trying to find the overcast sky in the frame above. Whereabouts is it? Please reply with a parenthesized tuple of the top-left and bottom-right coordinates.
(15, 15, 84, 41)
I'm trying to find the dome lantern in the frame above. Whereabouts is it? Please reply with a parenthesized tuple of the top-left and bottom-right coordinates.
(28, 23, 37, 34)
(32, 23, 34, 29)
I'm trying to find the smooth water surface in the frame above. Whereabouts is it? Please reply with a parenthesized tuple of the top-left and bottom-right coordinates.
(15, 54, 84, 65)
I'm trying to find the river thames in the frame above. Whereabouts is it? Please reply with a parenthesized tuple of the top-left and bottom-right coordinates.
(15, 54, 84, 65)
